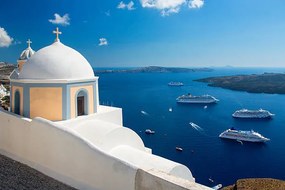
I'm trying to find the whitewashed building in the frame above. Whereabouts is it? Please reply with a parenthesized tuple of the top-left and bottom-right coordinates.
(0, 84, 8, 99)
(0, 28, 211, 190)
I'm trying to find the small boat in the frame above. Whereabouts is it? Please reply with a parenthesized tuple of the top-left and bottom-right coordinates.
(141, 110, 149, 115)
(212, 184, 222, 190)
(189, 122, 204, 131)
(175, 147, 183, 151)
(189, 122, 199, 128)
(168, 81, 184, 86)
(145, 129, 155, 134)
(209, 178, 214, 183)
(168, 107, 173, 112)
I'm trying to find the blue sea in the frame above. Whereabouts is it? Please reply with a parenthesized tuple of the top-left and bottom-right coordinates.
(96, 67, 285, 187)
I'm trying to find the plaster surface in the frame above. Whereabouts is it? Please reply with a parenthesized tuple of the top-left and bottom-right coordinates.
(0, 109, 211, 190)
(30, 87, 63, 120)
(19, 41, 94, 80)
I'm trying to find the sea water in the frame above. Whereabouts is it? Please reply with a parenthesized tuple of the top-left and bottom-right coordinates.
(96, 67, 285, 187)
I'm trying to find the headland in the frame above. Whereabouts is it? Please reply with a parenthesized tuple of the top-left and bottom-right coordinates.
(195, 73, 285, 94)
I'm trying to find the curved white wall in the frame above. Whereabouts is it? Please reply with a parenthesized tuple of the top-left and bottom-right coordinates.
(68, 119, 146, 152)
(0, 111, 137, 190)
(0, 110, 211, 190)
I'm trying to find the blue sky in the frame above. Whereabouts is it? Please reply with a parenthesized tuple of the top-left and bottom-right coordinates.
(0, 0, 285, 67)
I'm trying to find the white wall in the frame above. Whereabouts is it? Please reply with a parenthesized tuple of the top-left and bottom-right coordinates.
(0, 111, 137, 190)
(0, 110, 211, 190)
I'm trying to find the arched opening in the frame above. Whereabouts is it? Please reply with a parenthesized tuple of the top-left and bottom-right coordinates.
(14, 91, 20, 115)
(76, 90, 88, 116)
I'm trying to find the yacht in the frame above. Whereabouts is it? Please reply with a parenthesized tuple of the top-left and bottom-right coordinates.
(168, 81, 184, 86)
(175, 147, 183, 151)
(232, 109, 274, 119)
(176, 94, 219, 104)
(219, 128, 270, 142)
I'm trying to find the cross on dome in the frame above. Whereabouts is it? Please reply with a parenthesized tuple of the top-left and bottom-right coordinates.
(53, 27, 62, 42)
(27, 39, 32, 48)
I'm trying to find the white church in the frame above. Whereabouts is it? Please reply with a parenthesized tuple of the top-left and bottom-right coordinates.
(0, 28, 211, 190)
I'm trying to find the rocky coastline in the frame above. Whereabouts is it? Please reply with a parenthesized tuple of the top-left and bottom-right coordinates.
(222, 178, 285, 190)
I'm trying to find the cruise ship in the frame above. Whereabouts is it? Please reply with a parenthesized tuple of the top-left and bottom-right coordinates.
(232, 109, 274, 119)
(168, 81, 184, 86)
(176, 94, 219, 104)
(219, 128, 270, 142)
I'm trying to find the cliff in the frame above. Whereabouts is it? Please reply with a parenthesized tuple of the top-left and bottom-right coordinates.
(222, 178, 285, 190)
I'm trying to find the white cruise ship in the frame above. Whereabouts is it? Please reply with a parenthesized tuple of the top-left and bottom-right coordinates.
(168, 81, 184, 86)
(232, 109, 274, 119)
(219, 128, 270, 142)
(176, 94, 219, 104)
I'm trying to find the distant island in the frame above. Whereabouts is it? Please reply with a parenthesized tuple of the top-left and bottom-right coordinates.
(94, 66, 213, 74)
(195, 73, 285, 94)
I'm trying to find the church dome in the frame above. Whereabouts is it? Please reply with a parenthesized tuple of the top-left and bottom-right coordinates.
(19, 46, 35, 60)
(19, 41, 94, 80)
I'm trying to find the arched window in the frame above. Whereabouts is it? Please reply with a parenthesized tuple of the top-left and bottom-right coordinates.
(76, 90, 88, 116)
(14, 91, 20, 115)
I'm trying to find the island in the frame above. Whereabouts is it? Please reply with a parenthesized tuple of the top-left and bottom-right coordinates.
(94, 66, 213, 74)
(195, 73, 285, 94)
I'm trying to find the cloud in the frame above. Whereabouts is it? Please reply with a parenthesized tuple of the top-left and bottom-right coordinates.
(188, 0, 204, 8)
(117, 1, 135, 10)
(140, 0, 204, 16)
(49, 13, 70, 26)
(99, 38, 108, 46)
(0, 27, 13, 47)
(161, 7, 180, 16)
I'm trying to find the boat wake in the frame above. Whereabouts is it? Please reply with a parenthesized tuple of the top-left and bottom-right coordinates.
(141, 110, 149, 116)
(189, 122, 204, 132)
(236, 140, 243, 145)
(188, 122, 217, 138)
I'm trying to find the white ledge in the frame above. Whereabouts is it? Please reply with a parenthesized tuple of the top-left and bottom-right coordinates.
(10, 76, 99, 84)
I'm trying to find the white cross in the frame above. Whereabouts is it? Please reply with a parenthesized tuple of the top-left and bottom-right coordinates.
(53, 27, 62, 42)
(27, 39, 32, 47)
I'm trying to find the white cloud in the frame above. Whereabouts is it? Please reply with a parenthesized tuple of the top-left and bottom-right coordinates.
(141, 0, 186, 16)
(49, 13, 70, 26)
(0, 27, 13, 47)
(141, 0, 185, 9)
(140, 0, 204, 16)
(161, 7, 180, 16)
(99, 38, 108, 46)
(117, 1, 135, 10)
(188, 0, 204, 8)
